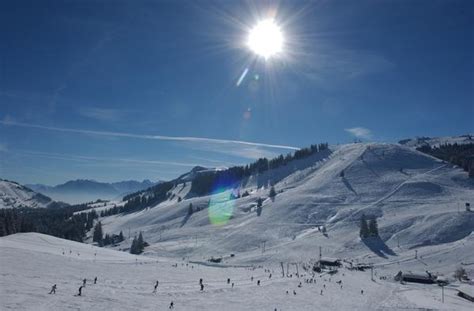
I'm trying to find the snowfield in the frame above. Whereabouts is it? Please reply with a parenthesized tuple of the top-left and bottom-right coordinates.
(1, 233, 473, 310)
(1, 142, 473, 310)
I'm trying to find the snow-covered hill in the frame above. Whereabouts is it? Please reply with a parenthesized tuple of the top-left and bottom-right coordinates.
(0, 179, 56, 209)
(399, 134, 473, 148)
(95, 143, 473, 269)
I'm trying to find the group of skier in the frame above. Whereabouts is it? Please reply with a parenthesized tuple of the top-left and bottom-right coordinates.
(47, 266, 368, 309)
(48, 276, 98, 297)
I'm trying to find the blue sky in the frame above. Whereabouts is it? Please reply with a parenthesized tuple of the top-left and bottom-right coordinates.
(1, 0, 473, 185)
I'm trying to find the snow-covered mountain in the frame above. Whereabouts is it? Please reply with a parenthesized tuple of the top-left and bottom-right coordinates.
(1, 142, 474, 310)
(95, 143, 473, 267)
(399, 134, 473, 148)
(27, 179, 157, 204)
(0, 179, 56, 209)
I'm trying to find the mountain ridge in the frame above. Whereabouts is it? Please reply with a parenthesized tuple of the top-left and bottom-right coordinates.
(26, 179, 157, 204)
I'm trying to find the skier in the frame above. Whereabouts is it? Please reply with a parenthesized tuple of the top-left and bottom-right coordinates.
(49, 284, 57, 294)
(293, 290, 296, 295)
(320, 289, 323, 295)
(199, 278, 203, 285)
(169, 301, 174, 309)
(83, 278, 87, 287)
(227, 278, 230, 284)
(232, 282, 234, 288)
(257, 280, 260, 286)
(269, 273, 272, 279)
(153, 281, 159, 293)
(94, 277, 97, 284)
(251, 276, 254, 281)
(361, 289, 364, 295)
(77, 285, 84, 296)
(200, 283, 204, 291)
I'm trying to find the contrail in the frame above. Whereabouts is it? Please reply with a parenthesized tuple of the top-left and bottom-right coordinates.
(15, 150, 199, 167)
(0, 120, 299, 150)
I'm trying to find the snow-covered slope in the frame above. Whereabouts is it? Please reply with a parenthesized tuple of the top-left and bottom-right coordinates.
(399, 134, 473, 148)
(1, 232, 473, 310)
(96, 143, 473, 269)
(0, 179, 55, 209)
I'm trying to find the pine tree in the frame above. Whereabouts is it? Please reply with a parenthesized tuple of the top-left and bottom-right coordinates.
(103, 234, 111, 246)
(137, 232, 144, 252)
(118, 231, 124, 242)
(269, 186, 276, 199)
(368, 218, 379, 237)
(359, 215, 369, 238)
(130, 232, 147, 254)
(93, 221, 103, 245)
(130, 237, 138, 254)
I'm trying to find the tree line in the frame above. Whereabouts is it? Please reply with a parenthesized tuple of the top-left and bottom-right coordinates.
(190, 143, 329, 196)
(416, 143, 474, 177)
(0, 204, 98, 241)
(98, 142, 329, 216)
(92, 221, 125, 247)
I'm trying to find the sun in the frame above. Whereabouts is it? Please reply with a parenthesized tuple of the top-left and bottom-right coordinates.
(247, 19, 284, 60)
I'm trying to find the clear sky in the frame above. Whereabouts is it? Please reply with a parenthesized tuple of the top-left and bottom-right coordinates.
(1, 0, 473, 185)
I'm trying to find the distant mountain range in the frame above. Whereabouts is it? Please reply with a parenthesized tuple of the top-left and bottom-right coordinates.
(26, 179, 158, 204)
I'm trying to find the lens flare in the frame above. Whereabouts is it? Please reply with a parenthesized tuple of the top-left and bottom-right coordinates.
(208, 188, 235, 226)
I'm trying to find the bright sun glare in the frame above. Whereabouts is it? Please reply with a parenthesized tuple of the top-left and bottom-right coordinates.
(247, 19, 284, 60)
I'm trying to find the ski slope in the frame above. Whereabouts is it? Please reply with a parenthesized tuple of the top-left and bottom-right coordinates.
(96, 143, 473, 267)
(1, 233, 473, 310)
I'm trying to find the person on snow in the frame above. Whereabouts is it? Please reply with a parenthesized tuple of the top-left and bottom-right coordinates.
(361, 289, 364, 295)
(200, 283, 204, 291)
(49, 284, 57, 294)
(83, 278, 87, 287)
(77, 285, 84, 296)
(169, 301, 174, 309)
(257, 280, 261, 286)
(232, 283, 234, 288)
(153, 281, 159, 293)
(199, 278, 203, 285)
(94, 277, 97, 284)
(227, 278, 230, 284)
